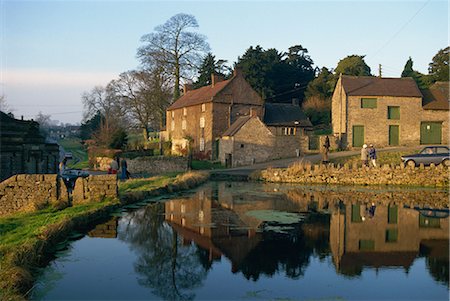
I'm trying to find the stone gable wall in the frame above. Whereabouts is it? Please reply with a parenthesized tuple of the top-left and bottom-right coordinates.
(0, 174, 118, 216)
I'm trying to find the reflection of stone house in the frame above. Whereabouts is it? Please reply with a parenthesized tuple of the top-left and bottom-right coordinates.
(219, 102, 312, 167)
(166, 69, 263, 159)
(0, 112, 60, 181)
(331, 75, 449, 148)
(329, 202, 449, 274)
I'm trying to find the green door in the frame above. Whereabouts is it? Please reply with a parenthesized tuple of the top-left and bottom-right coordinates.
(352, 126, 364, 147)
(389, 125, 399, 146)
(420, 122, 442, 144)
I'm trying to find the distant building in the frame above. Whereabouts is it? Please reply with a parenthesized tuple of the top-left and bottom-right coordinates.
(166, 69, 263, 159)
(0, 112, 59, 181)
(331, 75, 449, 148)
(219, 101, 312, 167)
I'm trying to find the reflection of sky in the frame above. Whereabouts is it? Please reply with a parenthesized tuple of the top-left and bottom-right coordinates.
(32, 183, 449, 300)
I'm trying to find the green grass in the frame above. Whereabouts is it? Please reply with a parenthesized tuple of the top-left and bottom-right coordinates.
(118, 172, 180, 193)
(191, 160, 225, 170)
(58, 138, 89, 168)
(0, 199, 115, 255)
(330, 151, 410, 166)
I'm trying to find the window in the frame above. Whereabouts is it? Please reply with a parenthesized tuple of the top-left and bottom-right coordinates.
(201, 103, 206, 112)
(385, 229, 398, 243)
(388, 205, 398, 224)
(351, 204, 363, 223)
(171, 111, 174, 118)
(182, 120, 186, 130)
(171, 121, 175, 131)
(283, 127, 295, 136)
(359, 240, 375, 251)
(183, 107, 187, 116)
(200, 117, 205, 128)
(388, 106, 400, 120)
(199, 138, 205, 151)
(361, 98, 377, 108)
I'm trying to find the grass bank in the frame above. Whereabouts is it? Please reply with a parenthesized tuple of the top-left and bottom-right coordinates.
(58, 138, 89, 169)
(0, 171, 209, 300)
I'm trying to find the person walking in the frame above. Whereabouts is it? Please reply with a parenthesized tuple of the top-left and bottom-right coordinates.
(109, 157, 119, 174)
(368, 144, 377, 167)
(59, 157, 68, 175)
(361, 144, 369, 166)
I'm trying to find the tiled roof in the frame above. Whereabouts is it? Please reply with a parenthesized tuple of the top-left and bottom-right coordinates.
(222, 116, 252, 137)
(167, 79, 232, 110)
(341, 76, 422, 97)
(263, 103, 313, 127)
(421, 81, 449, 110)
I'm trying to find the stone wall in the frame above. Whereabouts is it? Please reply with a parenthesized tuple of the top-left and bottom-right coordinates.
(0, 174, 118, 216)
(127, 156, 188, 175)
(258, 162, 449, 188)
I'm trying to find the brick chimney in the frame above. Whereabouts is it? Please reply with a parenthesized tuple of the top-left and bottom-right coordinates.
(211, 74, 224, 87)
(233, 67, 242, 77)
(183, 83, 193, 94)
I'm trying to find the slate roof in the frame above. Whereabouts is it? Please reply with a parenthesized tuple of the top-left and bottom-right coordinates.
(167, 79, 232, 110)
(341, 76, 422, 97)
(222, 116, 252, 137)
(263, 103, 313, 127)
(421, 81, 449, 110)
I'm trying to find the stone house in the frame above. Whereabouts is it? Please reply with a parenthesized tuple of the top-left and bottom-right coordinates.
(0, 112, 60, 181)
(166, 69, 263, 159)
(331, 75, 449, 148)
(219, 102, 312, 167)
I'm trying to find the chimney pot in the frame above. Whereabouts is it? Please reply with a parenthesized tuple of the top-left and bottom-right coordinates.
(183, 83, 193, 94)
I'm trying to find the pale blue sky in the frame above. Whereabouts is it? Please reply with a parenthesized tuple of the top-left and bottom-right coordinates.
(1, 0, 448, 124)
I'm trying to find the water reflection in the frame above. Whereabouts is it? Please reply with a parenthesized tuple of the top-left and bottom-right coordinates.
(33, 182, 449, 300)
(117, 182, 449, 299)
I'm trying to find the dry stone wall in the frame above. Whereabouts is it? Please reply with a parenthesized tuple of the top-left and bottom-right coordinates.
(0, 174, 118, 216)
(127, 156, 188, 175)
(259, 162, 449, 188)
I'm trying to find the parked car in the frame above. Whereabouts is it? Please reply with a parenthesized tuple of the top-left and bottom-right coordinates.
(401, 146, 450, 167)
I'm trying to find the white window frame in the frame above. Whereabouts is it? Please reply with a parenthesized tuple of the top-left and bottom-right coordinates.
(199, 137, 205, 151)
(183, 107, 187, 116)
(171, 111, 174, 118)
(201, 103, 206, 112)
(182, 119, 187, 130)
(200, 117, 205, 128)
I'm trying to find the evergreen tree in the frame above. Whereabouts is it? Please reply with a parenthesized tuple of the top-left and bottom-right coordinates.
(193, 53, 231, 88)
(334, 55, 371, 77)
(401, 57, 431, 89)
(428, 46, 449, 82)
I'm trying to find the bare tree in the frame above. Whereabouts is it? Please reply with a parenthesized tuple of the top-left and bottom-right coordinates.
(0, 95, 12, 113)
(82, 85, 126, 146)
(110, 68, 172, 141)
(137, 13, 210, 100)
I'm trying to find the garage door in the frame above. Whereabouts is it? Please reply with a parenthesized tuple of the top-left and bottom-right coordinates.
(420, 122, 442, 144)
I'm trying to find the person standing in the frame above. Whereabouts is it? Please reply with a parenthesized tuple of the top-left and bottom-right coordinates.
(322, 136, 330, 163)
(120, 158, 129, 180)
(361, 144, 369, 166)
(368, 144, 377, 167)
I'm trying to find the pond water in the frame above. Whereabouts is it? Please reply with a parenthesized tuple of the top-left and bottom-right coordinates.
(32, 182, 449, 300)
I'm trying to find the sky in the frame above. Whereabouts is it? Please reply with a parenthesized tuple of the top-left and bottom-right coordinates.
(1, 0, 448, 124)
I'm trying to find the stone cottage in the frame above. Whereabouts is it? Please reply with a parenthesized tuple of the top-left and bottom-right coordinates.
(219, 102, 312, 167)
(166, 69, 263, 159)
(331, 75, 449, 148)
(0, 111, 60, 181)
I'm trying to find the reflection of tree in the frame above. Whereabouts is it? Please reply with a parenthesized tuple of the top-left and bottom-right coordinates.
(236, 216, 330, 281)
(118, 204, 207, 300)
(420, 243, 449, 286)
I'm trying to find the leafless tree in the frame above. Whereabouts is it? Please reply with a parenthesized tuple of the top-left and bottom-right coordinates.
(110, 68, 172, 141)
(137, 13, 210, 100)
